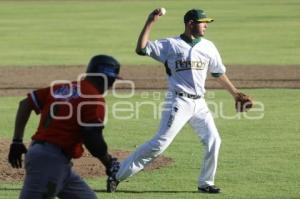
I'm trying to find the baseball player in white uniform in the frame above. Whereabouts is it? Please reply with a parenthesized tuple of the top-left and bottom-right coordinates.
(107, 8, 249, 193)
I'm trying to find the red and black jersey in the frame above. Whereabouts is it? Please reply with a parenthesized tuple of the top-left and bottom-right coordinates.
(27, 79, 105, 158)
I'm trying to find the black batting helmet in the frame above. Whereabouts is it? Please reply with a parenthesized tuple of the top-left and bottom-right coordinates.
(86, 55, 121, 79)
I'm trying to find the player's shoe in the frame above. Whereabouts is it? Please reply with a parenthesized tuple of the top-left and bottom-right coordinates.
(198, 185, 221, 194)
(107, 175, 120, 193)
(106, 159, 120, 193)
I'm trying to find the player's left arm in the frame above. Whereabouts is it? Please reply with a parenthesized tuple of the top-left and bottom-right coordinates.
(81, 100, 119, 176)
(82, 126, 119, 176)
(215, 74, 239, 98)
(216, 74, 253, 112)
(209, 44, 238, 97)
(209, 42, 253, 112)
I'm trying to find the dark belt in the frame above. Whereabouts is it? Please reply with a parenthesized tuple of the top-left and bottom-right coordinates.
(32, 140, 71, 161)
(175, 91, 201, 99)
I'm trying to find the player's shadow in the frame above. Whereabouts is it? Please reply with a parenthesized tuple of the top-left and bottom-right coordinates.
(94, 189, 199, 194)
(0, 188, 199, 194)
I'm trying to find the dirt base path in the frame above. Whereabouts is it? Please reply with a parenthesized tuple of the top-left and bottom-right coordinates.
(0, 64, 299, 96)
(0, 139, 173, 182)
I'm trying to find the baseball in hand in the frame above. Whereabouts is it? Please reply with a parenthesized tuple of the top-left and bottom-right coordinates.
(160, 7, 166, 16)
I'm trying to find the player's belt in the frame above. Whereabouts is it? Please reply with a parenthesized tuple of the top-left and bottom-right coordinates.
(175, 91, 201, 99)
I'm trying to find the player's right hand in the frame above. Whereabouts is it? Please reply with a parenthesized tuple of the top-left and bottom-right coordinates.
(8, 142, 27, 168)
(147, 8, 162, 23)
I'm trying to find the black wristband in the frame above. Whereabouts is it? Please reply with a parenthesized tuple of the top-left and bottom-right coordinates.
(12, 138, 23, 143)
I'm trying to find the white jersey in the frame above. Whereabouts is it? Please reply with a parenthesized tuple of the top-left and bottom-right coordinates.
(145, 36, 226, 95)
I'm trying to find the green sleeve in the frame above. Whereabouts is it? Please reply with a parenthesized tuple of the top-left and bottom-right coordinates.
(211, 73, 224, 78)
(136, 48, 147, 56)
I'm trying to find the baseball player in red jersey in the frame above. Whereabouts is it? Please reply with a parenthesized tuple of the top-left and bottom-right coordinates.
(8, 55, 121, 199)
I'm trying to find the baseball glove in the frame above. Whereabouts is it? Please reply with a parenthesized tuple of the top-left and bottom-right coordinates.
(235, 92, 253, 112)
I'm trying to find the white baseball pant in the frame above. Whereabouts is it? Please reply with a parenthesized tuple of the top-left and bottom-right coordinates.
(116, 91, 221, 187)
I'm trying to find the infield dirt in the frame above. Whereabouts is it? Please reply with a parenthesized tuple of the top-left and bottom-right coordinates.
(0, 64, 299, 96)
(0, 139, 173, 182)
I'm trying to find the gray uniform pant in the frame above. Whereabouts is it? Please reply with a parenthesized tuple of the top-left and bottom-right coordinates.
(19, 142, 97, 199)
(116, 93, 221, 187)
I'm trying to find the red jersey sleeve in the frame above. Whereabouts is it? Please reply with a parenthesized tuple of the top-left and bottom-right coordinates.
(27, 87, 51, 114)
(80, 97, 106, 126)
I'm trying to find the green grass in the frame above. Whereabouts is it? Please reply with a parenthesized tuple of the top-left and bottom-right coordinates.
(0, 0, 299, 66)
(1, 89, 300, 198)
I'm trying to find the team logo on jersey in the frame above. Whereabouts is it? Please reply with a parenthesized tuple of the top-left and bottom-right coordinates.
(53, 84, 80, 100)
(175, 60, 207, 72)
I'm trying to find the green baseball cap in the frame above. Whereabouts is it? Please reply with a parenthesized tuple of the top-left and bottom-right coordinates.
(184, 9, 214, 23)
